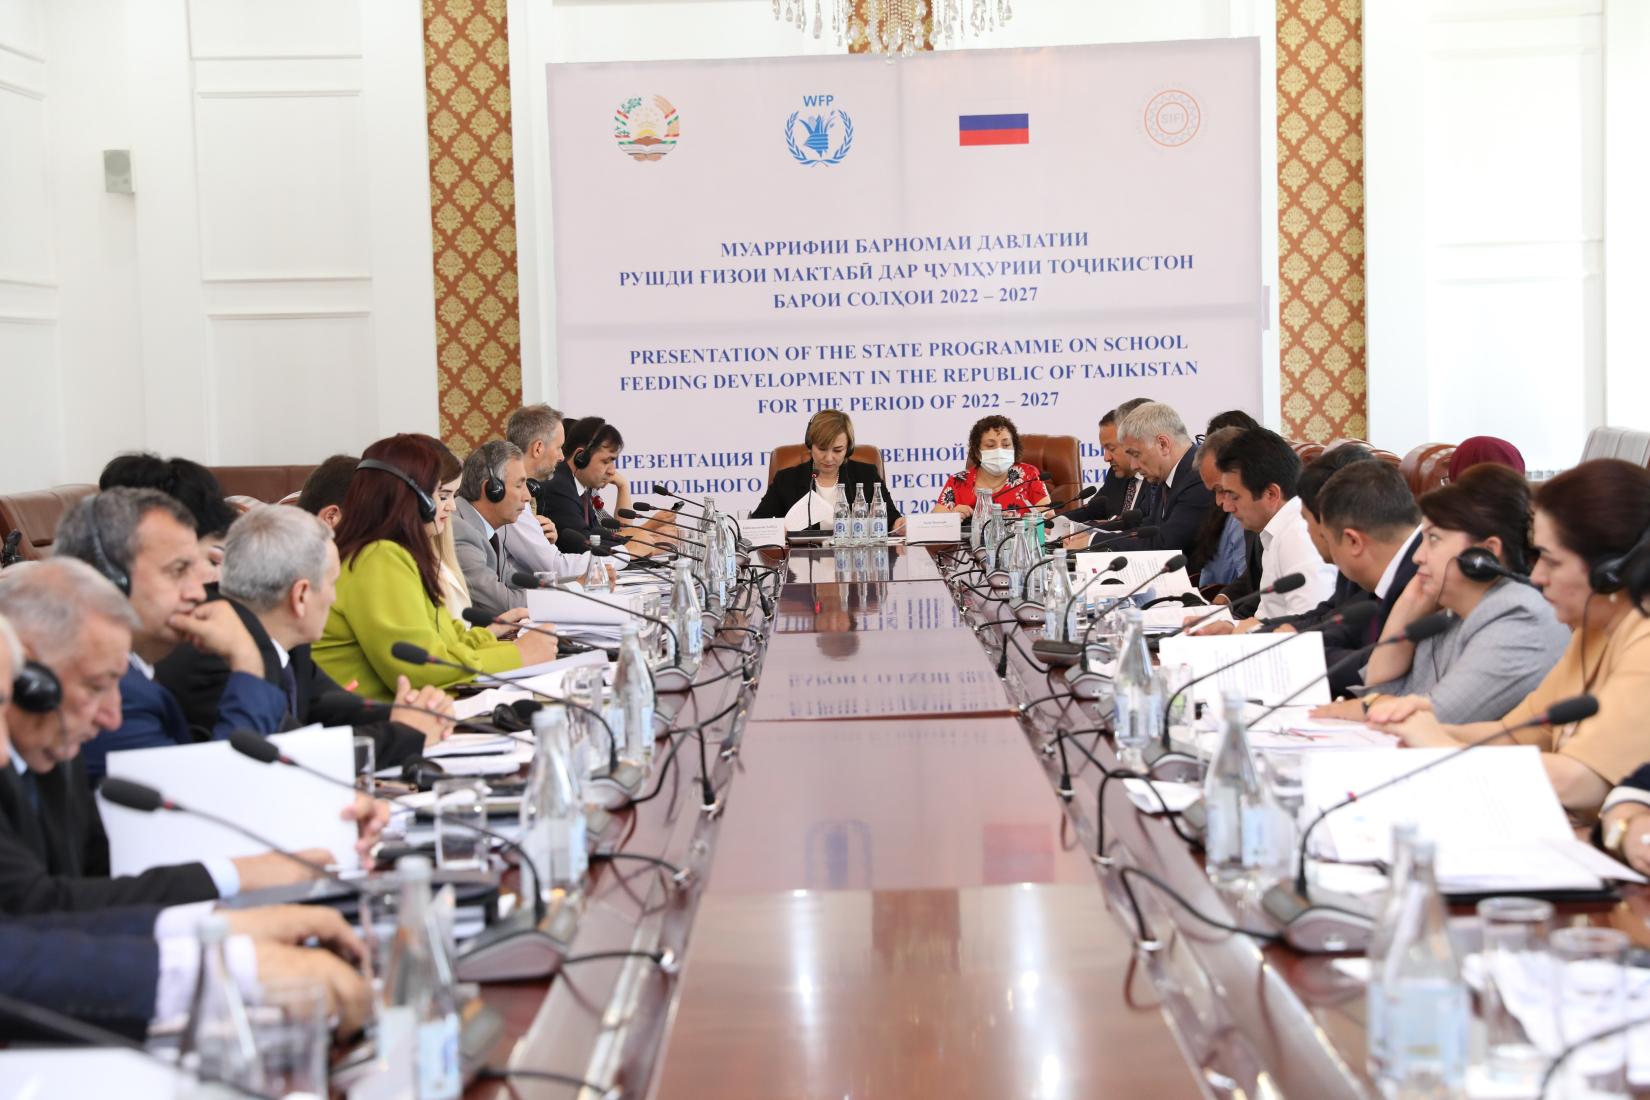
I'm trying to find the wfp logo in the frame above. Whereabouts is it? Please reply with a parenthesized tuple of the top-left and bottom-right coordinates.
(786, 95, 853, 167)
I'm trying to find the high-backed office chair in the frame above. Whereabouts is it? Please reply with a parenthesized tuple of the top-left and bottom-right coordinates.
(1400, 443, 1457, 497)
(1580, 427, 1650, 467)
(0, 485, 97, 563)
(766, 444, 886, 485)
(207, 464, 319, 503)
(1017, 434, 1082, 506)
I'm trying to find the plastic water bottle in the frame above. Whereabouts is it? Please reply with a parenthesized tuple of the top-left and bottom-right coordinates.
(1043, 548, 1073, 641)
(582, 551, 609, 592)
(870, 484, 889, 542)
(832, 484, 850, 545)
(850, 483, 869, 544)
(1111, 607, 1160, 769)
(521, 711, 588, 891)
(181, 915, 266, 1092)
(669, 557, 704, 674)
(1378, 838, 1468, 1097)
(1201, 690, 1287, 891)
(1006, 518, 1033, 599)
(383, 856, 463, 1099)
(614, 621, 656, 766)
(1365, 822, 1420, 1082)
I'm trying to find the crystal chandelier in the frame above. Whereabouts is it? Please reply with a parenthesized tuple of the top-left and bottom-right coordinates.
(773, 0, 1014, 56)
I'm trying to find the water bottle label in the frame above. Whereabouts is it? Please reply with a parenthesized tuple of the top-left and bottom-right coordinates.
(549, 816, 589, 883)
(833, 517, 849, 540)
(687, 618, 704, 655)
(1238, 804, 1275, 868)
(417, 1014, 462, 1100)
(629, 700, 656, 760)
(851, 517, 867, 539)
(1385, 981, 1468, 1083)
(1007, 569, 1023, 599)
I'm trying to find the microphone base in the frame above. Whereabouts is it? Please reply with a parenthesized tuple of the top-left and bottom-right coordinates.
(1032, 639, 1082, 667)
(1259, 882, 1374, 954)
(454, 899, 581, 982)
(587, 761, 646, 807)
(1062, 665, 1110, 701)
(653, 663, 695, 694)
(1012, 601, 1044, 625)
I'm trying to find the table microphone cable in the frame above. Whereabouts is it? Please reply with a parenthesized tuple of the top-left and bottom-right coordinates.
(1113, 865, 1284, 949)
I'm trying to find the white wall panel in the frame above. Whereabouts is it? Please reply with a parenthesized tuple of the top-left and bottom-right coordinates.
(0, 322, 62, 489)
(187, 0, 362, 59)
(0, 87, 51, 284)
(209, 315, 375, 464)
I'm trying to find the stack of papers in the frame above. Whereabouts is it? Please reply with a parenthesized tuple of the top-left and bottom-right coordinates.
(1143, 604, 1230, 632)
(1073, 550, 1197, 598)
(1156, 633, 1330, 710)
(1300, 746, 1644, 894)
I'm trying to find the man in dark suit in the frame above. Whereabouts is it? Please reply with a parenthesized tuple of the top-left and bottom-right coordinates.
(0, 560, 333, 914)
(156, 505, 448, 768)
(1311, 460, 1425, 657)
(1064, 399, 1158, 533)
(1098, 402, 1215, 557)
(540, 416, 675, 557)
(50, 489, 288, 784)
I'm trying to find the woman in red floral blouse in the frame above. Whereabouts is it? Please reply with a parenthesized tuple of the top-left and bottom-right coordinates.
(934, 415, 1051, 517)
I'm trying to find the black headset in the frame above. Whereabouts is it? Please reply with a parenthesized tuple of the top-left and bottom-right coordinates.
(356, 459, 437, 523)
(12, 661, 62, 714)
(482, 447, 508, 504)
(1590, 523, 1650, 595)
(571, 418, 610, 470)
(86, 494, 131, 596)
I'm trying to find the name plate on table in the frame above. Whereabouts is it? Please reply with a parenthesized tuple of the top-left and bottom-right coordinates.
(738, 517, 788, 548)
(904, 512, 962, 543)
(525, 584, 644, 626)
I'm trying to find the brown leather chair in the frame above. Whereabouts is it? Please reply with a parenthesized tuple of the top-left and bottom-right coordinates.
(1400, 443, 1457, 497)
(1017, 434, 1082, 506)
(767, 445, 886, 484)
(1292, 441, 1326, 465)
(208, 465, 318, 504)
(0, 485, 97, 562)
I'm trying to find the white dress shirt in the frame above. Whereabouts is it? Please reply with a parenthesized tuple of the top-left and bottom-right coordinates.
(508, 506, 593, 578)
(1373, 527, 1423, 601)
(1256, 496, 1338, 618)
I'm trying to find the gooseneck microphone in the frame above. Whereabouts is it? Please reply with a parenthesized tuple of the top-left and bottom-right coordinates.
(100, 777, 355, 889)
(458, 606, 597, 656)
(1044, 485, 1099, 512)
(387, 641, 627, 785)
(226, 730, 547, 924)
(1248, 610, 1455, 727)
(1031, 556, 1130, 664)
(1260, 693, 1599, 953)
(1075, 553, 1188, 647)
(1162, 572, 1308, 639)
(1158, 599, 1381, 724)
(511, 571, 682, 660)
(1456, 547, 1536, 587)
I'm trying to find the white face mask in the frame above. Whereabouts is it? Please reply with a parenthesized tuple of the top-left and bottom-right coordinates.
(978, 448, 1015, 476)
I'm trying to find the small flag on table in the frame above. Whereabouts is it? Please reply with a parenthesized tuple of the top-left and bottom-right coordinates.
(958, 113, 1030, 147)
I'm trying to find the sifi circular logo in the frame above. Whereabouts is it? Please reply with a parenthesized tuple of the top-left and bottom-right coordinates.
(614, 95, 680, 162)
(1143, 90, 1200, 148)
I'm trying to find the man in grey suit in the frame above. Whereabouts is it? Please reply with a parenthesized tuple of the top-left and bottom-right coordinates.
(453, 440, 593, 622)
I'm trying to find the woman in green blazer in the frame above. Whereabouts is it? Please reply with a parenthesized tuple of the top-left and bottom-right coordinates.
(313, 434, 557, 700)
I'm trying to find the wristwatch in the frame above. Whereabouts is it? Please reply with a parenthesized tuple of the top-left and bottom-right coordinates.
(1604, 813, 1635, 857)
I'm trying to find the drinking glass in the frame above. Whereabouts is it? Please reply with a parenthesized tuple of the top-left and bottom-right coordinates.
(432, 778, 489, 872)
(353, 735, 375, 799)
(1159, 662, 1195, 745)
(1550, 925, 1630, 1097)
(1258, 751, 1305, 820)
(1476, 897, 1553, 1087)
(249, 978, 328, 1098)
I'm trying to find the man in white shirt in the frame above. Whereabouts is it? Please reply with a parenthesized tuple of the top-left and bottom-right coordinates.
(1210, 428, 1338, 628)
(503, 404, 576, 574)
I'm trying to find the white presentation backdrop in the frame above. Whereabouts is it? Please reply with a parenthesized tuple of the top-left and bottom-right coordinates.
(545, 40, 1261, 515)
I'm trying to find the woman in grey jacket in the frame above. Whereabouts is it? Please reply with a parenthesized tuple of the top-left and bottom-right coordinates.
(1312, 465, 1569, 724)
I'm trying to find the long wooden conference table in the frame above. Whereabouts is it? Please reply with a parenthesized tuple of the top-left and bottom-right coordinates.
(462, 543, 1650, 1100)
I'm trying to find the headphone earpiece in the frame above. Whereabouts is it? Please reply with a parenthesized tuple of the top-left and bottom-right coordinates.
(356, 459, 438, 523)
(1589, 523, 1650, 595)
(12, 661, 62, 714)
(87, 495, 131, 596)
(483, 457, 507, 504)
(571, 417, 608, 470)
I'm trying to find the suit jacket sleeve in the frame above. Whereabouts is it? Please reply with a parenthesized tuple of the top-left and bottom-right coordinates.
(751, 465, 805, 521)
(0, 830, 218, 916)
(1065, 493, 1117, 526)
(1105, 480, 1214, 555)
(152, 643, 231, 742)
(452, 516, 519, 623)
(209, 671, 286, 741)
(543, 475, 591, 552)
(0, 920, 159, 1036)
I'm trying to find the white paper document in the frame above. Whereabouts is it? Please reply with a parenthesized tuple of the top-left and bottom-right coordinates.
(102, 725, 362, 875)
(1300, 746, 1645, 893)
(1073, 550, 1196, 598)
(485, 647, 608, 682)
(422, 733, 521, 758)
(1143, 604, 1229, 632)
(782, 490, 837, 532)
(1123, 779, 1201, 815)
(524, 586, 646, 628)
(1156, 632, 1330, 709)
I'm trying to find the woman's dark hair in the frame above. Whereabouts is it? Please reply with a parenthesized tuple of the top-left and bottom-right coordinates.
(1418, 464, 1536, 574)
(1533, 459, 1650, 566)
(966, 415, 1022, 469)
(334, 434, 445, 606)
(98, 453, 237, 539)
(1206, 409, 1261, 434)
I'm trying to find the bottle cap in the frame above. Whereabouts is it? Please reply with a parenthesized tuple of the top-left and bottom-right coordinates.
(397, 854, 434, 882)
(195, 914, 230, 944)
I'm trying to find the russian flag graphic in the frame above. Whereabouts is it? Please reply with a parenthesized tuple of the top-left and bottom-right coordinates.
(958, 113, 1029, 146)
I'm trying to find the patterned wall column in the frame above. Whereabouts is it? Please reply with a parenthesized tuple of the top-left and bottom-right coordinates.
(424, 0, 522, 453)
(1276, 0, 1367, 441)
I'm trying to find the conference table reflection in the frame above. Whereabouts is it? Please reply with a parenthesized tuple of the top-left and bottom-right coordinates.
(776, 542, 946, 585)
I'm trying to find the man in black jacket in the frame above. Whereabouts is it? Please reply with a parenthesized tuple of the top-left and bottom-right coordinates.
(0, 562, 330, 914)
(1064, 399, 1157, 535)
(539, 416, 674, 556)
(1101, 401, 1216, 561)
(156, 505, 449, 766)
